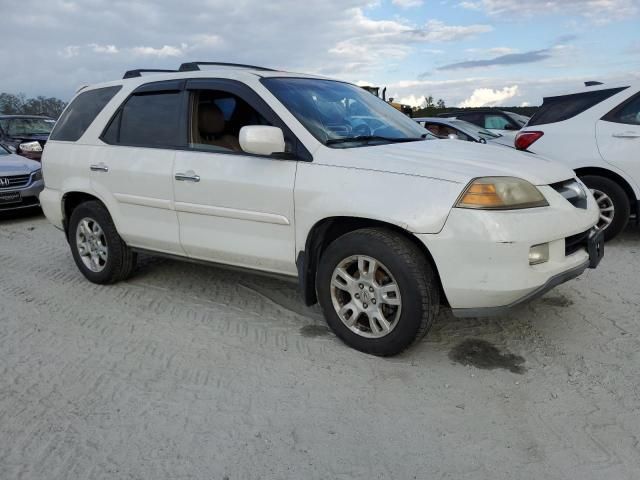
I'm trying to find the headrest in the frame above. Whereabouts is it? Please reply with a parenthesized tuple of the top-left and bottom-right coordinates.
(198, 103, 225, 135)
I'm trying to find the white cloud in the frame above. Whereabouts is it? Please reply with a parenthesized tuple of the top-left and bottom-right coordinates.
(458, 85, 519, 107)
(459, 0, 639, 23)
(58, 45, 80, 58)
(397, 94, 426, 107)
(392, 0, 424, 7)
(89, 44, 119, 54)
(415, 20, 493, 42)
(132, 44, 186, 57)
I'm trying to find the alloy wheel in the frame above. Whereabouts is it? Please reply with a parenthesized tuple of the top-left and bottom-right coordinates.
(76, 217, 108, 273)
(330, 255, 402, 338)
(590, 188, 615, 231)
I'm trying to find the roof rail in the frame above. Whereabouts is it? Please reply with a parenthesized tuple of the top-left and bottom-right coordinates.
(585, 81, 604, 87)
(178, 61, 276, 72)
(123, 69, 178, 79)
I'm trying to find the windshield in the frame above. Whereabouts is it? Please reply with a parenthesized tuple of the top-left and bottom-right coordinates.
(0, 118, 55, 136)
(0, 144, 9, 155)
(262, 78, 430, 148)
(449, 120, 500, 139)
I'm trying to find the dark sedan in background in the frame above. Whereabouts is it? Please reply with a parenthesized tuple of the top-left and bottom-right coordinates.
(0, 143, 44, 212)
(0, 115, 55, 161)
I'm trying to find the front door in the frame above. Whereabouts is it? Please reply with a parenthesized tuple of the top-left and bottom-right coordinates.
(173, 79, 299, 276)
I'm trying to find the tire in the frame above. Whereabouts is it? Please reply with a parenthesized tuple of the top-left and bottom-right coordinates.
(580, 175, 630, 241)
(68, 200, 137, 284)
(316, 228, 439, 356)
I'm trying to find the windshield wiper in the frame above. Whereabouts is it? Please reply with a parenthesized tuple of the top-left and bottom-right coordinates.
(326, 135, 426, 145)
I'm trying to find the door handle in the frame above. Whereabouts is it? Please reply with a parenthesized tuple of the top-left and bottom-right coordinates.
(612, 132, 640, 138)
(90, 163, 109, 172)
(175, 172, 201, 182)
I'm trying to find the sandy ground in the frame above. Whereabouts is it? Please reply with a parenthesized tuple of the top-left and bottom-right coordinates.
(1, 211, 639, 480)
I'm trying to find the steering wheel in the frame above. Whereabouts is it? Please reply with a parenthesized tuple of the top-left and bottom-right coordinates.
(352, 123, 372, 137)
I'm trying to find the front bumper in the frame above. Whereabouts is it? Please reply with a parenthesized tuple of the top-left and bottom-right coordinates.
(418, 185, 601, 316)
(0, 179, 44, 212)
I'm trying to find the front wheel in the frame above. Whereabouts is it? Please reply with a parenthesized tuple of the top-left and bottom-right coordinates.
(316, 228, 439, 356)
(580, 175, 630, 241)
(68, 201, 137, 284)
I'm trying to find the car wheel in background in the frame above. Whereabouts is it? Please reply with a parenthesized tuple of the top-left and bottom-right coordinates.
(68, 200, 137, 284)
(580, 175, 630, 241)
(316, 228, 439, 356)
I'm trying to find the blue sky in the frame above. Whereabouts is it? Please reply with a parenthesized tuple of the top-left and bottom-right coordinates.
(1, 0, 639, 107)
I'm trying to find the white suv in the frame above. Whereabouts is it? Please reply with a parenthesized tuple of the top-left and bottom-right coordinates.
(41, 62, 604, 356)
(516, 82, 640, 240)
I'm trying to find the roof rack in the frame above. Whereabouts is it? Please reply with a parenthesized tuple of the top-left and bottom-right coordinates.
(178, 62, 276, 72)
(123, 69, 178, 79)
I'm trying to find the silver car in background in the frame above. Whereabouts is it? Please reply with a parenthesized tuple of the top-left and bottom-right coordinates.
(0, 143, 44, 212)
(414, 117, 514, 147)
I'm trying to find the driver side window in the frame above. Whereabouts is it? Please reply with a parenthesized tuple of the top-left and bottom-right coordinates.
(189, 90, 271, 153)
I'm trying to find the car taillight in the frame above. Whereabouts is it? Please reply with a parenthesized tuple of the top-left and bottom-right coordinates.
(515, 131, 544, 151)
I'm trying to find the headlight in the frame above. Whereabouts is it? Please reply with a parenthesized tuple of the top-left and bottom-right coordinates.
(19, 141, 43, 153)
(31, 169, 43, 182)
(457, 177, 549, 210)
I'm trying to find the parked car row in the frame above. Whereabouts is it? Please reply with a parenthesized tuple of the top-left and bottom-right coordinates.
(36, 62, 605, 356)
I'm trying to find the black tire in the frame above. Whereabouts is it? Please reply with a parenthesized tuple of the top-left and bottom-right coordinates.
(316, 228, 439, 356)
(68, 200, 137, 284)
(580, 175, 630, 241)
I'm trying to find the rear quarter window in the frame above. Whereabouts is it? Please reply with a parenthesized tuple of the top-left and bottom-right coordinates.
(50, 86, 122, 141)
(528, 87, 628, 126)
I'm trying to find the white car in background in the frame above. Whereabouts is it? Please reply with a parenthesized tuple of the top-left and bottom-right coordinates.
(516, 82, 640, 240)
(414, 117, 514, 147)
(40, 63, 603, 356)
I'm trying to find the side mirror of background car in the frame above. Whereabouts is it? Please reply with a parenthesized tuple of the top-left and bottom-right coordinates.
(239, 126, 286, 156)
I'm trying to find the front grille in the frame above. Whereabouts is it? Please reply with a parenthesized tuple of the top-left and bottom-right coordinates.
(550, 179, 588, 209)
(0, 174, 31, 189)
(565, 229, 590, 256)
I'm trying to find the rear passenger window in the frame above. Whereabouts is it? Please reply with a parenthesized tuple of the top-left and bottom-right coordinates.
(50, 86, 121, 141)
(103, 91, 183, 147)
(529, 87, 628, 126)
(602, 93, 640, 125)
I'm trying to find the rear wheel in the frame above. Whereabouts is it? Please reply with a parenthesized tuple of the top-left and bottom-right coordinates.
(316, 228, 439, 356)
(68, 201, 137, 284)
(580, 175, 630, 241)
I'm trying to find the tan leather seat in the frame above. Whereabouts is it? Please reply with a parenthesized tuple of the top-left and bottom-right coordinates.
(198, 103, 241, 152)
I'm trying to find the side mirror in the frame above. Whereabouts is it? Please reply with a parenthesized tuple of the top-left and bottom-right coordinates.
(240, 126, 286, 156)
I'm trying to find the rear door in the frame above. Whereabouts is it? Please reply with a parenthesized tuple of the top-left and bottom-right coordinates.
(93, 80, 187, 254)
(173, 78, 304, 276)
(596, 91, 640, 185)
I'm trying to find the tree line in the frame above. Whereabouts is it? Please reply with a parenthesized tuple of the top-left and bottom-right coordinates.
(0, 93, 67, 119)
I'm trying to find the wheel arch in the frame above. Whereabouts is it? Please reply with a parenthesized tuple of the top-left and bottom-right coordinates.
(61, 191, 108, 236)
(296, 216, 448, 307)
(575, 166, 639, 217)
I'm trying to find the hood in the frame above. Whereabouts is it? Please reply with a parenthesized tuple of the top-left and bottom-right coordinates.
(0, 153, 41, 175)
(318, 139, 575, 186)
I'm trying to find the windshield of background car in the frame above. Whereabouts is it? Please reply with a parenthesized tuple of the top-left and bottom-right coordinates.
(0, 118, 54, 136)
(262, 78, 429, 148)
(449, 120, 499, 139)
(0, 144, 9, 155)
(506, 112, 529, 126)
